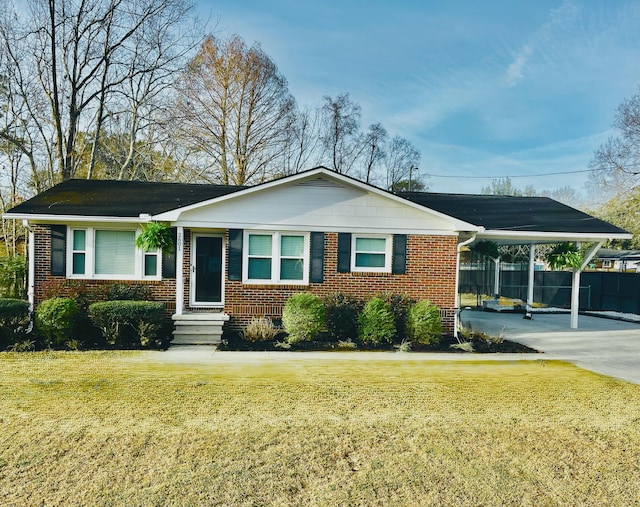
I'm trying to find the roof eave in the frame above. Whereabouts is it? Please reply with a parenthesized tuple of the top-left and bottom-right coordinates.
(478, 230, 632, 244)
(3, 213, 151, 223)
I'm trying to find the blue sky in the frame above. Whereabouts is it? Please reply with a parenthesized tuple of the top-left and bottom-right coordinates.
(200, 0, 640, 197)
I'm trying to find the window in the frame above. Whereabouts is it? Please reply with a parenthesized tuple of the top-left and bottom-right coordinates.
(95, 230, 135, 275)
(67, 227, 160, 280)
(244, 231, 309, 284)
(351, 235, 392, 273)
(71, 229, 86, 275)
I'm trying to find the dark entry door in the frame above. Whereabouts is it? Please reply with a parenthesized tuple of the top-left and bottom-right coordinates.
(193, 235, 223, 305)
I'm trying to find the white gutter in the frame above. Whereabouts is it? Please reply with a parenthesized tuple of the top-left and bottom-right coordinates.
(2, 213, 153, 224)
(454, 233, 479, 338)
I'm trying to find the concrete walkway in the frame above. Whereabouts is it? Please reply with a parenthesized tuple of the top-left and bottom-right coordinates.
(460, 309, 640, 385)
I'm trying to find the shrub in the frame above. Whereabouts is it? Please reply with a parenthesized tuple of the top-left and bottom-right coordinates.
(0, 255, 27, 299)
(358, 297, 396, 346)
(106, 284, 152, 301)
(89, 300, 164, 347)
(241, 317, 280, 342)
(323, 293, 362, 342)
(380, 293, 415, 342)
(36, 297, 78, 349)
(0, 298, 30, 349)
(8, 339, 35, 352)
(406, 300, 442, 345)
(282, 293, 325, 344)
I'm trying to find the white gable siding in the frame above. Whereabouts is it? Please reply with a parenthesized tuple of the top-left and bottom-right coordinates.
(174, 177, 458, 235)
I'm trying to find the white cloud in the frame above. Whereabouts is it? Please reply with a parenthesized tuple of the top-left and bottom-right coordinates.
(504, 44, 534, 87)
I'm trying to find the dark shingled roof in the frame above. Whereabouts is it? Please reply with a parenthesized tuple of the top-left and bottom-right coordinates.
(6, 178, 628, 237)
(8, 179, 246, 217)
(397, 192, 628, 235)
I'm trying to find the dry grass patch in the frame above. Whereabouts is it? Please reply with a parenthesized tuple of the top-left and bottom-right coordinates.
(1, 352, 640, 506)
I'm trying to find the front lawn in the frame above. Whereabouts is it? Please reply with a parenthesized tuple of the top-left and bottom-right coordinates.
(2, 352, 640, 506)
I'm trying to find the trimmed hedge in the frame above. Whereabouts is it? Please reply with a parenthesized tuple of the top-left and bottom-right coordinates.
(89, 300, 165, 347)
(358, 297, 396, 346)
(36, 297, 78, 348)
(406, 300, 442, 345)
(323, 292, 362, 342)
(282, 293, 325, 344)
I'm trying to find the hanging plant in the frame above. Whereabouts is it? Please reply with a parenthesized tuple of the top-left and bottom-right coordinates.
(136, 222, 174, 254)
(546, 242, 583, 271)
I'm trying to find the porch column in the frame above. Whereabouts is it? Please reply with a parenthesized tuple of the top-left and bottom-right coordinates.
(570, 241, 602, 329)
(454, 234, 478, 338)
(493, 257, 501, 298)
(525, 244, 536, 318)
(175, 226, 184, 315)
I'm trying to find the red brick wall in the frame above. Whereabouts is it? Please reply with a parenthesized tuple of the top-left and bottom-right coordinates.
(33, 225, 177, 312)
(224, 232, 457, 333)
(32, 225, 458, 334)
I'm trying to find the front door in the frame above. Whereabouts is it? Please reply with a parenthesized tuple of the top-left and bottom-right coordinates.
(191, 234, 224, 306)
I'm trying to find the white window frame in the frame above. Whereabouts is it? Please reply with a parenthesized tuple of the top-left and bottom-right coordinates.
(242, 231, 310, 285)
(66, 226, 162, 281)
(351, 234, 392, 273)
(70, 228, 87, 275)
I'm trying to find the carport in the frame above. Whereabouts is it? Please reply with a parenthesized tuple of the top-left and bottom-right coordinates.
(399, 192, 632, 332)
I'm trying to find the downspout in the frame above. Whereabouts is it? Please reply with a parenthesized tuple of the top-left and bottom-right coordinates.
(25, 220, 35, 312)
(455, 232, 479, 339)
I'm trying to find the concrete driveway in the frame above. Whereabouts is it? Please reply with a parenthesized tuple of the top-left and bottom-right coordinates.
(460, 309, 640, 385)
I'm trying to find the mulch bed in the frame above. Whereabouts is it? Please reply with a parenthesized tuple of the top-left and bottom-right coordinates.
(219, 333, 539, 353)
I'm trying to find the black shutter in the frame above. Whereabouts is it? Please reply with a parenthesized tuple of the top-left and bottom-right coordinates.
(392, 234, 407, 274)
(228, 229, 243, 281)
(161, 228, 177, 278)
(310, 232, 325, 283)
(337, 233, 351, 273)
(50, 225, 66, 276)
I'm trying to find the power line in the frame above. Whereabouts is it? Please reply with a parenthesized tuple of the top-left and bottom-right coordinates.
(425, 169, 593, 179)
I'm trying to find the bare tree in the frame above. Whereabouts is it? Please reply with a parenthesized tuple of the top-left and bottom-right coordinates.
(173, 35, 296, 185)
(277, 105, 322, 177)
(385, 135, 421, 191)
(361, 123, 387, 184)
(0, 0, 198, 185)
(589, 88, 640, 196)
(319, 93, 363, 175)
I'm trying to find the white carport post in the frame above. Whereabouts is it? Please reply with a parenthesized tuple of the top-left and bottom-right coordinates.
(175, 226, 184, 315)
(570, 241, 602, 329)
(525, 244, 536, 318)
(493, 257, 501, 298)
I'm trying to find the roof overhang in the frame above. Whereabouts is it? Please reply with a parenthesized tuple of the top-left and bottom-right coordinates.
(5, 214, 150, 224)
(477, 230, 633, 245)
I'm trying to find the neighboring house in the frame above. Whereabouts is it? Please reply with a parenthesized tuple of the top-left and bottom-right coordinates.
(594, 249, 640, 272)
(4, 167, 630, 342)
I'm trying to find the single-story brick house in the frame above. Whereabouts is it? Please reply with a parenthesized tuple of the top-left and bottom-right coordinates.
(4, 167, 630, 342)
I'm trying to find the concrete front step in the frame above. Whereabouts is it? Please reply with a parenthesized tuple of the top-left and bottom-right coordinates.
(171, 312, 230, 346)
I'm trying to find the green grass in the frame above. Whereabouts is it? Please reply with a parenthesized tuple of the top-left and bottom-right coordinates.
(2, 352, 640, 506)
